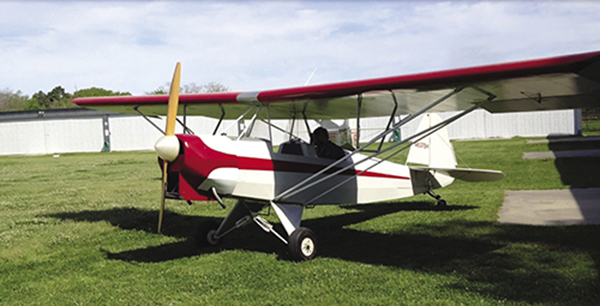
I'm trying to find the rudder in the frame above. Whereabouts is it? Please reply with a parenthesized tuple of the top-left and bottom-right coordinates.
(406, 113, 456, 168)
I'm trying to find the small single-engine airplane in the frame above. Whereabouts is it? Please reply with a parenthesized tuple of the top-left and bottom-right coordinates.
(74, 50, 600, 261)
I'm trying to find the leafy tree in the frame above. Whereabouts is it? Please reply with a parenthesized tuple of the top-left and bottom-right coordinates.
(73, 87, 131, 98)
(146, 82, 170, 95)
(48, 86, 70, 103)
(31, 90, 51, 109)
(25, 97, 42, 110)
(0, 88, 29, 111)
(13, 86, 131, 111)
(27, 86, 72, 109)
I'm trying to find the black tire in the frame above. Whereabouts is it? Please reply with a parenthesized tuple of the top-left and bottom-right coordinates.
(288, 227, 317, 261)
(437, 199, 447, 207)
(195, 221, 220, 248)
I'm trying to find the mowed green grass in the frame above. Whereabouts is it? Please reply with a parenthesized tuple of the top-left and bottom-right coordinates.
(1, 137, 600, 305)
(583, 119, 600, 136)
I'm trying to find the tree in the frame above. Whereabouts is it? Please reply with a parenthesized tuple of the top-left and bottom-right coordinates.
(147, 82, 230, 95)
(48, 86, 70, 102)
(182, 82, 205, 94)
(31, 90, 51, 109)
(0, 88, 29, 111)
(0, 86, 134, 112)
(203, 82, 230, 93)
(146, 82, 170, 95)
(73, 87, 131, 98)
(27, 86, 72, 109)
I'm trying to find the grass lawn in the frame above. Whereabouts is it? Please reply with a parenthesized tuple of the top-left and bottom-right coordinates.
(1, 137, 599, 305)
(583, 119, 600, 136)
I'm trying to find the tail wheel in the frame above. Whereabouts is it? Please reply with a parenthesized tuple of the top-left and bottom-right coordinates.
(288, 227, 317, 261)
(195, 221, 221, 248)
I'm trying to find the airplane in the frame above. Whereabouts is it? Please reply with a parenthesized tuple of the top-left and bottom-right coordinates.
(73, 50, 600, 261)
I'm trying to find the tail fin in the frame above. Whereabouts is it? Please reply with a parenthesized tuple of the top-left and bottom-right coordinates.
(406, 113, 456, 169)
(406, 114, 504, 194)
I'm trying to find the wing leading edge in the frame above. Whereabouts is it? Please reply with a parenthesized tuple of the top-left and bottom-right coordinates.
(73, 50, 600, 119)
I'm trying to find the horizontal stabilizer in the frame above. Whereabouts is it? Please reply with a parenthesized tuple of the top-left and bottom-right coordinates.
(410, 166, 505, 182)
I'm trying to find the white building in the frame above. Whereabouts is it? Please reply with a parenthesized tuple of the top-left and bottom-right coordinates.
(0, 108, 582, 156)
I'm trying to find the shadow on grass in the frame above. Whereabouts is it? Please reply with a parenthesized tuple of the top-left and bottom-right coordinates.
(46, 201, 482, 265)
(552, 157, 600, 188)
(45, 202, 600, 305)
(546, 139, 600, 188)
(435, 221, 600, 305)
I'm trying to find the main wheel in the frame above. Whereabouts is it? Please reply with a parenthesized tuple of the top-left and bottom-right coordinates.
(288, 227, 317, 261)
(195, 221, 221, 248)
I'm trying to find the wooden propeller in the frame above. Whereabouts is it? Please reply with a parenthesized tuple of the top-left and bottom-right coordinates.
(157, 62, 181, 233)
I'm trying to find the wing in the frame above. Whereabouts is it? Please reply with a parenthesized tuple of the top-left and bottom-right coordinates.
(73, 51, 600, 119)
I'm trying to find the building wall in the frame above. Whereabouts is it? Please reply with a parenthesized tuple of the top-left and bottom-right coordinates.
(0, 109, 580, 156)
(358, 109, 580, 142)
(109, 117, 164, 151)
(0, 118, 103, 155)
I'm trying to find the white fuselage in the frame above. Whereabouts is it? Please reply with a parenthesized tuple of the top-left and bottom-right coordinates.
(182, 135, 436, 206)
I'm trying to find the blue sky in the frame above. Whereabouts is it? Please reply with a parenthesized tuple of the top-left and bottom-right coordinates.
(1, 1, 599, 96)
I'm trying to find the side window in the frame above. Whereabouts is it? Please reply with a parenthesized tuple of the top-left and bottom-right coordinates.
(279, 142, 303, 156)
(278, 140, 318, 157)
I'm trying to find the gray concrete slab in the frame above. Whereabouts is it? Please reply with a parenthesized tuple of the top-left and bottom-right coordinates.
(527, 136, 600, 144)
(499, 188, 600, 225)
(523, 149, 600, 159)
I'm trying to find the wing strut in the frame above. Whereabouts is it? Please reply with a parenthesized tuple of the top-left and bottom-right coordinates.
(238, 104, 263, 139)
(133, 105, 196, 135)
(221, 105, 256, 136)
(274, 86, 495, 204)
(134, 106, 165, 134)
(266, 103, 273, 144)
(176, 118, 195, 134)
(303, 104, 481, 205)
(259, 118, 298, 140)
(302, 104, 312, 140)
(376, 91, 399, 152)
(360, 91, 400, 153)
(212, 104, 226, 135)
(355, 93, 363, 147)
(288, 114, 296, 141)
(183, 104, 188, 133)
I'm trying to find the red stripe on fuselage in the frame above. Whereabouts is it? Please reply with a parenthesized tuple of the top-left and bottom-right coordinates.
(239, 156, 409, 180)
(178, 134, 409, 181)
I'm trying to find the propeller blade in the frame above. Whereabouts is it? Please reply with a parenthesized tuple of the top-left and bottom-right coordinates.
(165, 62, 181, 136)
(157, 62, 181, 233)
(158, 162, 168, 233)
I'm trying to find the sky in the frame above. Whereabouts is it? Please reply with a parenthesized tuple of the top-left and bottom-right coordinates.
(1, 1, 599, 96)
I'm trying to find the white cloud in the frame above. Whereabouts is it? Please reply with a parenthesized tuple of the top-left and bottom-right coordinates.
(0, 1, 599, 96)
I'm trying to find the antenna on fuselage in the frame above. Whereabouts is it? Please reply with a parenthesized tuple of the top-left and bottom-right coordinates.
(304, 68, 318, 86)
(302, 68, 319, 142)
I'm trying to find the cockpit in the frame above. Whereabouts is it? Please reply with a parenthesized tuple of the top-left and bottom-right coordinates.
(277, 139, 318, 158)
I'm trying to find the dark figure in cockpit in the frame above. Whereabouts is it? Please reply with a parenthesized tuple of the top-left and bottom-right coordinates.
(312, 127, 345, 160)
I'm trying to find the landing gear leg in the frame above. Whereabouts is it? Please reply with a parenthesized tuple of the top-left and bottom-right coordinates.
(195, 200, 266, 248)
(270, 202, 318, 261)
(427, 190, 447, 207)
(195, 200, 319, 261)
